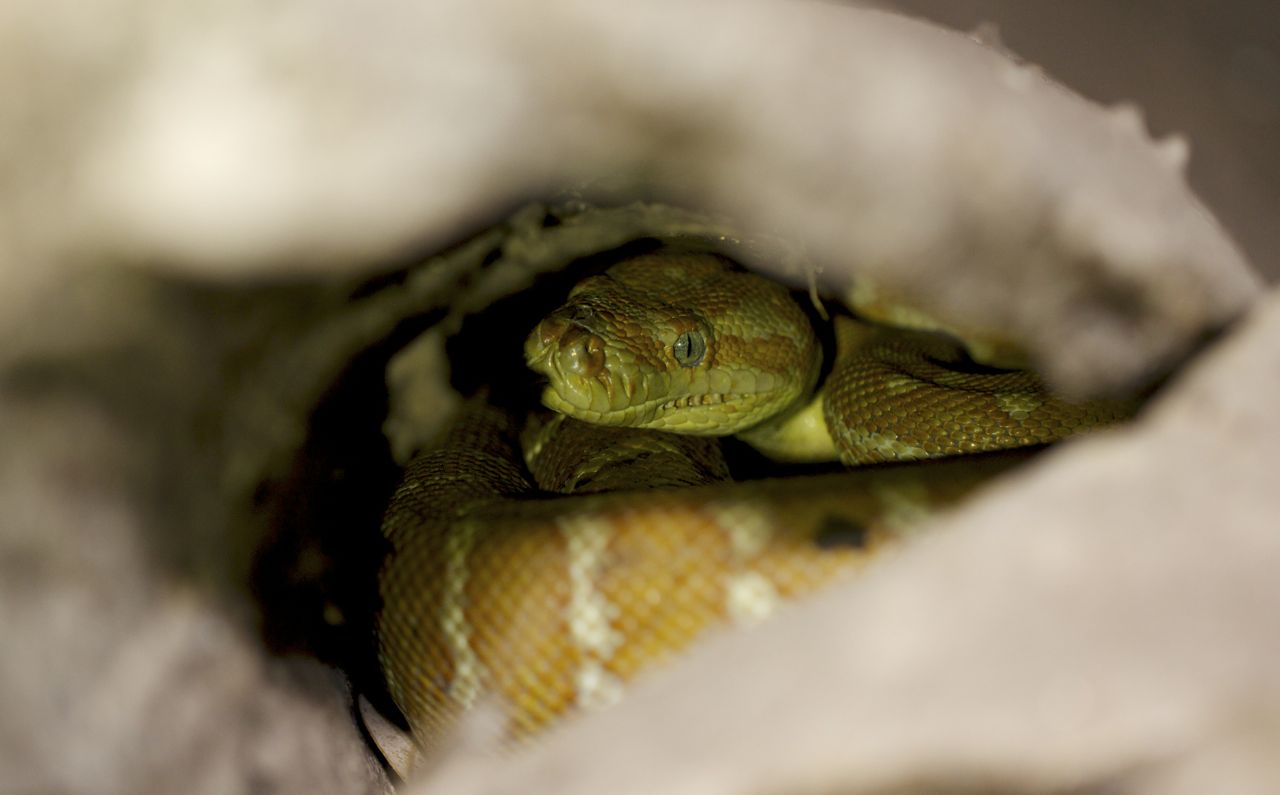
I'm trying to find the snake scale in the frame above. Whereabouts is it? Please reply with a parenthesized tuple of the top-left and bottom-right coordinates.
(375, 251, 1134, 753)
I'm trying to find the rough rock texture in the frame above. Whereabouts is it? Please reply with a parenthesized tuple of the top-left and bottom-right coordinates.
(2, 1, 1261, 389)
(1, 1, 1275, 794)
(891, 0, 1280, 293)
(0, 387, 393, 795)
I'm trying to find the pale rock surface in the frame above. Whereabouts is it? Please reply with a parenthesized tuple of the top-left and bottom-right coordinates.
(0, 1, 1271, 794)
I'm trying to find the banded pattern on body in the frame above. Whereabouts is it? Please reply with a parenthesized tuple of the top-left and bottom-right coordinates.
(377, 251, 1135, 753)
(376, 399, 1029, 748)
(818, 316, 1136, 465)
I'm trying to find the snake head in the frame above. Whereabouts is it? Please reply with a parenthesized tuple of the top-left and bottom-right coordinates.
(524, 253, 821, 436)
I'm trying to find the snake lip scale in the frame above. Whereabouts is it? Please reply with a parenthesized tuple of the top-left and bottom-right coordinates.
(536, 382, 758, 427)
(658, 392, 737, 410)
(530, 350, 755, 419)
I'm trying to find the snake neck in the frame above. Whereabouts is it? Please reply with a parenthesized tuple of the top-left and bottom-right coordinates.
(736, 393, 836, 462)
(734, 315, 873, 462)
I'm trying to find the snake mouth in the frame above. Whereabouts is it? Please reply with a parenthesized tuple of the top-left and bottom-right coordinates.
(540, 381, 770, 434)
(533, 343, 791, 434)
(657, 392, 736, 411)
(528, 334, 762, 427)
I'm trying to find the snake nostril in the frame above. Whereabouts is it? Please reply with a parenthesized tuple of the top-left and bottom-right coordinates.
(538, 318, 569, 349)
(558, 329, 605, 377)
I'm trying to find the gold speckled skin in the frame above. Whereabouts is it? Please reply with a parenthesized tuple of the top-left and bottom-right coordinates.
(377, 396, 1032, 750)
(819, 317, 1137, 465)
(527, 253, 1135, 464)
(525, 253, 822, 435)
(377, 253, 1134, 754)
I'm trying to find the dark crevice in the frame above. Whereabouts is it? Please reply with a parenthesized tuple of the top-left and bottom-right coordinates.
(249, 308, 448, 728)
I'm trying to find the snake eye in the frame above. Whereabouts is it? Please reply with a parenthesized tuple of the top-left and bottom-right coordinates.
(672, 330, 706, 367)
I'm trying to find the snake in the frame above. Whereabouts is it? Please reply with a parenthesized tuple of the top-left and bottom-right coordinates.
(374, 249, 1135, 757)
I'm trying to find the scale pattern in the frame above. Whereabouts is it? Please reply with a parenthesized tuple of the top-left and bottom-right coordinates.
(822, 319, 1137, 465)
(377, 397, 1029, 749)
(376, 252, 1133, 753)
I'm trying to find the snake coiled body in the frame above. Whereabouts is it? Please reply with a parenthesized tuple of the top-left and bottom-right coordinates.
(376, 251, 1133, 753)
(524, 253, 1132, 464)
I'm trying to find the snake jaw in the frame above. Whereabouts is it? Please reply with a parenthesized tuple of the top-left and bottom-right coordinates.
(529, 327, 798, 434)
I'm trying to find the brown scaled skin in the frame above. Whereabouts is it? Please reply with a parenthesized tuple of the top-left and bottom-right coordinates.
(374, 252, 1139, 755)
(376, 395, 1035, 750)
(525, 252, 822, 435)
(528, 252, 1138, 464)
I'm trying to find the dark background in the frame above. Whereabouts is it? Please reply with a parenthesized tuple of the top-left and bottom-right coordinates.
(887, 1, 1280, 281)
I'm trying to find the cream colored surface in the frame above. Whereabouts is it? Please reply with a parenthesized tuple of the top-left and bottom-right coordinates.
(0, 0, 1269, 793)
